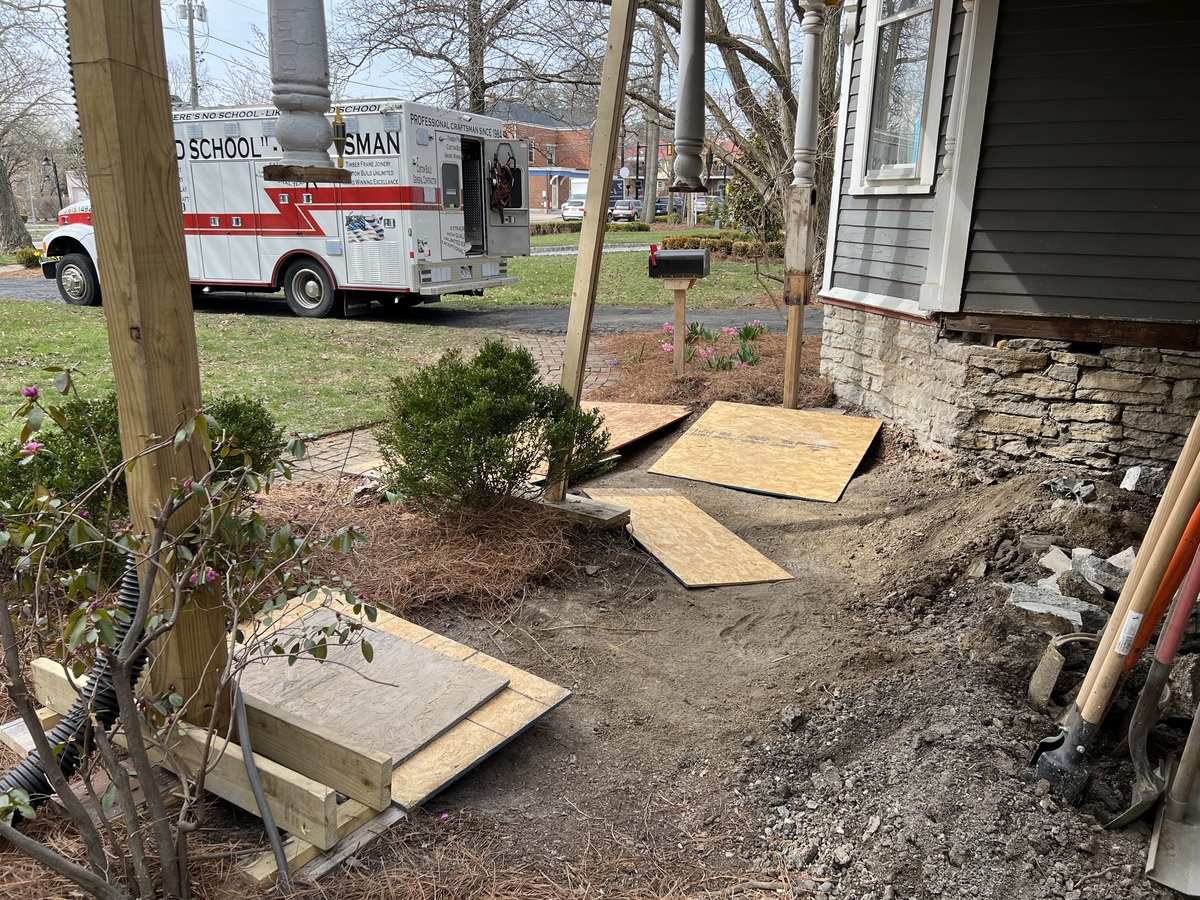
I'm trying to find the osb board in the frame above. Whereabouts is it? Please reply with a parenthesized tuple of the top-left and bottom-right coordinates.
(584, 488, 793, 587)
(251, 594, 571, 814)
(589, 402, 692, 452)
(239, 608, 509, 767)
(648, 400, 881, 502)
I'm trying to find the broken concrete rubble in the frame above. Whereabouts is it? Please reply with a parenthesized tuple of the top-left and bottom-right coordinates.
(1166, 654, 1200, 720)
(1038, 547, 1072, 576)
(1006, 583, 1107, 633)
(1042, 477, 1097, 503)
(1121, 465, 1168, 498)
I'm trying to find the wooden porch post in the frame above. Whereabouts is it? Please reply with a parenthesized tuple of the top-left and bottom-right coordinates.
(546, 0, 639, 502)
(783, 1, 828, 409)
(66, 0, 225, 725)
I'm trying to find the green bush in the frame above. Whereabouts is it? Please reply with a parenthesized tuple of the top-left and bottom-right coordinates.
(660, 234, 784, 261)
(376, 340, 610, 514)
(607, 222, 650, 233)
(531, 221, 584, 236)
(207, 394, 286, 480)
(14, 246, 41, 268)
(0, 392, 284, 520)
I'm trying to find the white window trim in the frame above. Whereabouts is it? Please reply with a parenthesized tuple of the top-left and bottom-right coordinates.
(848, 0, 953, 196)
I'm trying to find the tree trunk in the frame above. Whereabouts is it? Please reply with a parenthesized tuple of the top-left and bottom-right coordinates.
(813, 3, 843, 285)
(467, 0, 485, 113)
(0, 167, 33, 251)
(641, 28, 664, 224)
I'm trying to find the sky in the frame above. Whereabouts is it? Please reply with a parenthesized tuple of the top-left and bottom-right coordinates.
(160, 0, 422, 106)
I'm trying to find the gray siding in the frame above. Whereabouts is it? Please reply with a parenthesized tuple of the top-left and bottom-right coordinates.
(962, 0, 1200, 321)
(830, 1, 964, 302)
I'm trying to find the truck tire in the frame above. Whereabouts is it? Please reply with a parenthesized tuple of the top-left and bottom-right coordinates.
(282, 259, 338, 318)
(56, 253, 102, 306)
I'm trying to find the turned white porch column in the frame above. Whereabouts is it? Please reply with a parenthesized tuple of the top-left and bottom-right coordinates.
(670, 0, 707, 191)
(782, 0, 826, 409)
(268, 0, 334, 168)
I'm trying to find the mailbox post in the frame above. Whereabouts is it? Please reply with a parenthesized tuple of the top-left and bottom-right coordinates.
(649, 246, 710, 376)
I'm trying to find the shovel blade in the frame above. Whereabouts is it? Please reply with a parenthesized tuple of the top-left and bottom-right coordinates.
(1149, 760, 1200, 896)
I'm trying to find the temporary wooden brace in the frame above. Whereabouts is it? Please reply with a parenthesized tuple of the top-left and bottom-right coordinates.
(663, 277, 696, 376)
(65, 0, 225, 724)
(32, 662, 342, 851)
(29, 657, 392, 812)
(546, 0, 640, 503)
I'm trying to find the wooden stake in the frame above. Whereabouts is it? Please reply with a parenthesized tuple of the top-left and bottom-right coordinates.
(66, 0, 225, 724)
(546, 0, 639, 502)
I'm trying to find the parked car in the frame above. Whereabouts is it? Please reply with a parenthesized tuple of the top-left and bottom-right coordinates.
(693, 195, 707, 213)
(655, 195, 684, 215)
(561, 199, 586, 221)
(608, 199, 643, 222)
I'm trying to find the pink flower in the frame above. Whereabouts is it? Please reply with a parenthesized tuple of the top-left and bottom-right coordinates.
(662, 323, 674, 334)
(19, 441, 44, 457)
(721, 327, 737, 337)
(20, 385, 38, 401)
(661, 342, 674, 353)
(733, 361, 748, 369)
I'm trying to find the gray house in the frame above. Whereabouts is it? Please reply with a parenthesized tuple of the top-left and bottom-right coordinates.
(818, 0, 1200, 470)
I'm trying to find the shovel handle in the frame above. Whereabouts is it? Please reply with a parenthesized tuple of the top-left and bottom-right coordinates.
(1156, 544, 1200, 666)
(1123, 500, 1200, 674)
(1081, 445, 1200, 725)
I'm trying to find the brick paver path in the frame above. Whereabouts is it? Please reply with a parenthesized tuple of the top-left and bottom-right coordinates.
(297, 332, 620, 481)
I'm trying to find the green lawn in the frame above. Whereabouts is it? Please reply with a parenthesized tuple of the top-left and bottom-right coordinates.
(530, 230, 654, 248)
(0, 301, 486, 441)
(473, 247, 778, 309)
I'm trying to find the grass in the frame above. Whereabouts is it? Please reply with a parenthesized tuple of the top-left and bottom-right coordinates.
(461, 247, 779, 309)
(530, 230, 653, 248)
(0, 300, 486, 442)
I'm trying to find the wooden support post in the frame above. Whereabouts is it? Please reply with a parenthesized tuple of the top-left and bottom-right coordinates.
(546, 0, 639, 503)
(65, 1, 225, 724)
(663, 278, 696, 376)
(783, 1, 827, 410)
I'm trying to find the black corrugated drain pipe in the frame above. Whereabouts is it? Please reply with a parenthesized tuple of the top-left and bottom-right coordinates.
(1, 560, 148, 809)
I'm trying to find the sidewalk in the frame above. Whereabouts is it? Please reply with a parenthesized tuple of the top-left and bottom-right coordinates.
(297, 331, 620, 482)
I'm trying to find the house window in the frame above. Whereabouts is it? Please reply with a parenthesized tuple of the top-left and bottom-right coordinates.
(851, 0, 951, 194)
(528, 141, 536, 164)
(546, 144, 556, 166)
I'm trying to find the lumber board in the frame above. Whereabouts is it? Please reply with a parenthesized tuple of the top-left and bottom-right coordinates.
(239, 609, 508, 767)
(649, 401, 881, 502)
(584, 488, 793, 587)
(32, 660, 341, 850)
(589, 402, 692, 452)
(0, 717, 36, 757)
(241, 695, 393, 811)
(241, 797, 383, 886)
(31, 657, 82, 714)
(515, 487, 631, 528)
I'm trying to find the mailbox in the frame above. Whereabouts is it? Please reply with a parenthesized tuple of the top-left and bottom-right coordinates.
(648, 247, 710, 279)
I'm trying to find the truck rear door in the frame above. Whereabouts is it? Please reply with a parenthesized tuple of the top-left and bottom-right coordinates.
(483, 139, 531, 258)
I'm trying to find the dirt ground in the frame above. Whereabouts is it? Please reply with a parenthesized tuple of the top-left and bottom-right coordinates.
(1, 328, 1188, 899)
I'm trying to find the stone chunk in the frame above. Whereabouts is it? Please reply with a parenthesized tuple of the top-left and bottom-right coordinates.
(1166, 654, 1200, 720)
(1042, 477, 1096, 503)
(1039, 546, 1072, 576)
(1006, 584, 1107, 633)
(1077, 555, 1128, 596)
(780, 705, 806, 732)
(1107, 547, 1137, 574)
(1121, 465, 1169, 498)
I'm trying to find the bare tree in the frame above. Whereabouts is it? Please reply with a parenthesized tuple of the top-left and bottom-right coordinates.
(0, 0, 67, 249)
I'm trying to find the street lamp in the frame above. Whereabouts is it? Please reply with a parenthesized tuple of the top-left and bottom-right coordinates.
(42, 155, 63, 211)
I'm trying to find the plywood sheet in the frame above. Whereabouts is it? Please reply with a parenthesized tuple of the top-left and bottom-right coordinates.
(648, 401, 881, 502)
(588, 402, 692, 451)
(239, 609, 508, 766)
(585, 488, 793, 587)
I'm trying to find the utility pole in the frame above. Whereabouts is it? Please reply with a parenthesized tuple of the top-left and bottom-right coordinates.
(180, 0, 206, 107)
(26, 173, 36, 225)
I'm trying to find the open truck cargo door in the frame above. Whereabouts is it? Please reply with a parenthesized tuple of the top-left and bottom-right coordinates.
(484, 139, 530, 258)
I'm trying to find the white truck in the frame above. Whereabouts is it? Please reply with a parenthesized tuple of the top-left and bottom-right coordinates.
(41, 99, 531, 317)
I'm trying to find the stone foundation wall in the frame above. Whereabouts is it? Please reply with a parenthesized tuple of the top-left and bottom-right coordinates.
(819, 304, 1200, 471)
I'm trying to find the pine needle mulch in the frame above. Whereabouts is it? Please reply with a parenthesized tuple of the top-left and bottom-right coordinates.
(586, 331, 833, 411)
(258, 480, 580, 618)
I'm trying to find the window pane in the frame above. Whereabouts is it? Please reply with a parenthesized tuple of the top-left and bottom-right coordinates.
(879, 0, 932, 20)
(866, 8, 932, 177)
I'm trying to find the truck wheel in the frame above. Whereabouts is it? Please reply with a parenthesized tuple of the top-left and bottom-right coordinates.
(56, 253, 101, 306)
(283, 259, 338, 318)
